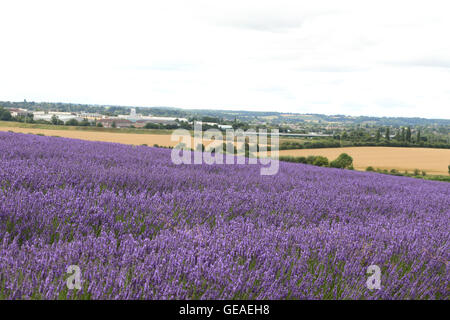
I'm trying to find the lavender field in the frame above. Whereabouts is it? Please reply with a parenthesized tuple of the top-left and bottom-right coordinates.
(0, 131, 448, 300)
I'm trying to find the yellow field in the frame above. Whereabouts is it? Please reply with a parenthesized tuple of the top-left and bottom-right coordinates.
(0, 126, 234, 149)
(277, 147, 450, 175)
(0, 126, 184, 147)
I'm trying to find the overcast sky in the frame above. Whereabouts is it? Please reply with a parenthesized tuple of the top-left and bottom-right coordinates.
(1, 0, 449, 118)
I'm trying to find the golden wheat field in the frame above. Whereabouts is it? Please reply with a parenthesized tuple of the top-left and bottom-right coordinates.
(0, 126, 260, 149)
(0, 126, 198, 148)
(277, 147, 450, 175)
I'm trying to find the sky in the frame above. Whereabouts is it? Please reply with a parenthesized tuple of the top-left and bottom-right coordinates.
(1, 0, 450, 119)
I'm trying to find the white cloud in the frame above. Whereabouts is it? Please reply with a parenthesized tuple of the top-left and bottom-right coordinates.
(0, 0, 449, 118)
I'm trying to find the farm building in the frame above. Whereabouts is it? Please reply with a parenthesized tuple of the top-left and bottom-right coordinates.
(7, 108, 29, 117)
(97, 119, 133, 128)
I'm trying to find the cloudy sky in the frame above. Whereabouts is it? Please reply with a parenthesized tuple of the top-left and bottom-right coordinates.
(1, 0, 449, 118)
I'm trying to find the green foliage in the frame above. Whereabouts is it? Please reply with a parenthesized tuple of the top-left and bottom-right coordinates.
(51, 115, 58, 125)
(366, 166, 375, 172)
(280, 140, 340, 150)
(389, 169, 402, 176)
(375, 129, 381, 142)
(406, 127, 412, 142)
(144, 122, 161, 129)
(79, 119, 91, 126)
(65, 118, 79, 126)
(367, 166, 450, 182)
(279, 156, 307, 164)
(305, 155, 316, 164)
(330, 153, 353, 169)
(0, 107, 12, 121)
(312, 156, 329, 167)
(279, 155, 329, 167)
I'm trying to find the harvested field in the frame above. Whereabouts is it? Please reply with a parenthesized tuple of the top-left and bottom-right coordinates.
(0, 126, 192, 147)
(277, 147, 450, 175)
(0, 125, 263, 150)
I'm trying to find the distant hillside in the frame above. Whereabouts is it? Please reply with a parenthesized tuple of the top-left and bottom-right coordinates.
(1, 100, 449, 127)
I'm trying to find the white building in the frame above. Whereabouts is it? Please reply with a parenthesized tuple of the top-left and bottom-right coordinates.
(33, 111, 84, 123)
(7, 108, 29, 117)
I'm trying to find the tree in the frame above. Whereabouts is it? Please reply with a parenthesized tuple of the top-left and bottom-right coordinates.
(394, 130, 401, 141)
(416, 129, 421, 143)
(65, 118, 79, 126)
(375, 129, 381, 142)
(0, 107, 12, 121)
(111, 121, 116, 128)
(330, 153, 353, 169)
(401, 127, 406, 141)
(79, 119, 91, 126)
(51, 115, 59, 125)
(385, 127, 390, 141)
(406, 127, 411, 142)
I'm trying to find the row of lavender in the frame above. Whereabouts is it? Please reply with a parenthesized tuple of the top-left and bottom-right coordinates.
(0, 131, 448, 299)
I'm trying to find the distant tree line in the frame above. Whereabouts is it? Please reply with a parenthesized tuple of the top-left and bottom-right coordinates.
(366, 166, 450, 182)
(279, 153, 354, 169)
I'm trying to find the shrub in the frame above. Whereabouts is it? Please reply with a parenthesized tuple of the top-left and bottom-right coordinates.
(306, 155, 317, 165)
(366, 166, 375, 172)
(296, 156, 307, 164)
(330, 153, 353, 169)
(312, 156, 329, 167)
(65, 118, 79, 126)
(413, 169, 420, 176)
(144, 122, 160, 129)
(390, 169, 403, 176)
(279, 156, 310, 164)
